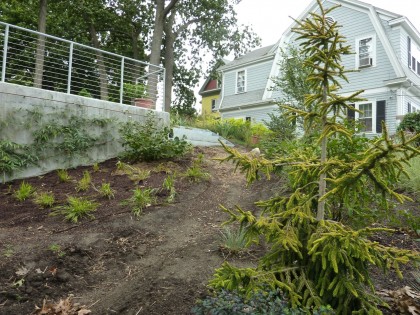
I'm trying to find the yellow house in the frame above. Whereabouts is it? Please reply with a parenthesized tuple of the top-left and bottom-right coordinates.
(199, 76, 221, 116)
(199, 60, 229, 116)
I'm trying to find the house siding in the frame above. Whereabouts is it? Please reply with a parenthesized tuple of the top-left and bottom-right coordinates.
(221, 60, 273, 109)
(221, 105, 277, 123)
(359, 90, 397, 134)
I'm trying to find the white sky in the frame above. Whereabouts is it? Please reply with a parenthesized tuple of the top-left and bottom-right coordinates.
(236, 0, 420, 47)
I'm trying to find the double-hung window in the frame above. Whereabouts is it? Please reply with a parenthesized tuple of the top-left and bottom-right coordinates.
(356, 35, 376, 68)
(236, 70, 246, 94)
(358, 103, 373, 132)
(348, 100, 386, 133)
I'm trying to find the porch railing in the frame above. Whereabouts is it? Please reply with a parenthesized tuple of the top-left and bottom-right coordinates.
(0, 21, 165, 110)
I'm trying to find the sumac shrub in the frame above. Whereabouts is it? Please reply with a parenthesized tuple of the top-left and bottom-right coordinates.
(119, 113, 191, 162)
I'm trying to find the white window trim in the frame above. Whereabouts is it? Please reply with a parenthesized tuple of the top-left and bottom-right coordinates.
(235, 69, 247, 94)
(408, 37, 420, 76)
(408, 101, 420, 113)
(355, 34, 376, 69)
(355, 100, 377, 134)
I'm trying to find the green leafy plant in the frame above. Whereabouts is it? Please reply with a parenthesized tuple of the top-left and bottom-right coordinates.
(124, 187, 156, 218)
(0, 140, 37, 183)
(49, 244, 65, 257)
(57, 169, 71, 182)
(98, 182, 115, 199)
(210, 2, 420, 314)
(34, 191, 55, 208)
(184, 154, 210, 182)
(14, 181, 35, 201)
(398, 156, 420, 199)
(76, 171, 91, 192)
(92, 163, 100, 172)
(122, 82, 146, 104)
(219, 227, 247, 255)
(51, 196, 98, 223)
(162, 174, 176, 203)
(3, 245, 14, 258)
(115, 161, 151, 182)
(119, 112, 191, 162)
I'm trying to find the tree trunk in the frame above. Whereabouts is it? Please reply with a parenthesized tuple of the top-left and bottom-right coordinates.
(164, 13, 176, 113)
(89, 24, 108, 101)
(34, 0, 47, 89)
(131, 29, 141, 84)
(147, 0, 179, 110)
(316, 83, 328, 221)
(147, 0, 165, 109)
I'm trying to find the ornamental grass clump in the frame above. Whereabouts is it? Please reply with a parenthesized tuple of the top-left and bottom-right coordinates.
(51, 196, 98, 223)
(209, 1, 420, 314)
(14, 181, 35, 201)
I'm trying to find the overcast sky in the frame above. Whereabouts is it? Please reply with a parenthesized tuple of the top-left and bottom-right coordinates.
(236, 0, 420, 47)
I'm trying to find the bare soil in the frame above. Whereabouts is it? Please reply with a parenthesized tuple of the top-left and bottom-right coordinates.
(0, 146, 418, 315)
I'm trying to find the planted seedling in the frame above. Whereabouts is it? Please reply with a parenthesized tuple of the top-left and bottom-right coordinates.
(34, 191, 55, 208)
(14, 181, 35, 201)
(124, 187, 156, 218)
(76, 171, 91, 192)
(98, 182, 115, 199)
(57, 169, 71, 182)
(51, 196, 98, 223)
(49, 244, 65, 257)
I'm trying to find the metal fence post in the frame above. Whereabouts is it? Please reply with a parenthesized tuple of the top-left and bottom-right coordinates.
(120, 57, 124, 104)
(1, 24, 9, 82)
(67, 42, 74, 94)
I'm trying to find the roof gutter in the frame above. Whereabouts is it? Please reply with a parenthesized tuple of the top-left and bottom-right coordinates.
(218, 55, 275, 72)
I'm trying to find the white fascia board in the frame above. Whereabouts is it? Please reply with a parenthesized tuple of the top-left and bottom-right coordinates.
(218, 72, 226, 111)
(389, 18, 420, 45)
(366, 7, 405, 78)
(263, 33, 294, 100)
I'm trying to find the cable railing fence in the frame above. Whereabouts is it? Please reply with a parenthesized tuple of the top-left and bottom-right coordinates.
(0, 21, 165, 110)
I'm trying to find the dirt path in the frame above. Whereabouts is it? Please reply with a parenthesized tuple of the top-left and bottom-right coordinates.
(0, 146, 272, 314)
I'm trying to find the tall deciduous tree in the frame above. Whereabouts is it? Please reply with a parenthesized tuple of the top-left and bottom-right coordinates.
(34, 0, 47, 88)
(148, 0, 260, 112)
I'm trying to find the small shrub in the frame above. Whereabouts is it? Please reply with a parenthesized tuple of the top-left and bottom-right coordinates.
(124, 187, 156, 217)
(34, 191, 55, 208)
(219, 227, 247, 255)
(98, 183, 115, 199)
(14, 181, 35, 201)
(57, 169, 71, 182)
(76, 171, 91, 192)
(120, 112, 191, 162)
(192, 288, 335, 315)
(51, 196, 98, 223)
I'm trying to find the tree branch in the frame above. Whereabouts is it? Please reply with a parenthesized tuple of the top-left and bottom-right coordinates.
(163, 0, 179, 17)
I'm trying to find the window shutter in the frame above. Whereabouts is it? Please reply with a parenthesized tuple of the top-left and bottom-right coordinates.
(376, 101, 386, 133)
(347, 105, 355, 120)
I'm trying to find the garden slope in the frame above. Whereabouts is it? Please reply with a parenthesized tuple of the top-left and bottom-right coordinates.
(0, 146, 275, 315)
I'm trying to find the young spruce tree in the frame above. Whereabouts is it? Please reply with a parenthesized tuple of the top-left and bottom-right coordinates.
(210, 1, 420, 313)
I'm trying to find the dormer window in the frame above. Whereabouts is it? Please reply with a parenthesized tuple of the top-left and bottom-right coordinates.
(408, 36, 420, 76)
(356, 35, 376, 69)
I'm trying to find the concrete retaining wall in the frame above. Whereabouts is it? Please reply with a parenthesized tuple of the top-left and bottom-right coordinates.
(0, 82, 169, 182)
